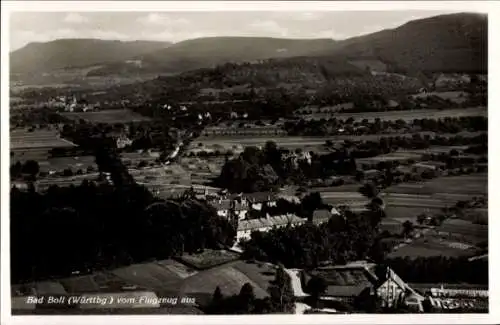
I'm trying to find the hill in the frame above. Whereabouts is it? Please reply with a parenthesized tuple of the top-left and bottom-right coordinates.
(10, 39, 172, 74)
(328, 12, 487, 73)
(90, 13, 487, 76)
(10, 13, 487, 87)
(86, 37, 338, 76)
(139, 37, 337, 70)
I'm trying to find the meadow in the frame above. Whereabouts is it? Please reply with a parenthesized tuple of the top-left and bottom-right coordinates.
(301, 107, 487, 122)
(60, 109, 151, 124)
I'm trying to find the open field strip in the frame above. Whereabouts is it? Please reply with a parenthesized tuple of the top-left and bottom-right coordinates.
(301, 107, 487, 121)
(60, 109, 151, 123)
(388, 238, 480, 259)
(11, 129, 77, 150)
(193, 131, 485, 151)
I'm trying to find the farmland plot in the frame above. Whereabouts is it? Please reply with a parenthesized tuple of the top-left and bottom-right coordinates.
(301, 107, 487, 122)
(179, 260, 275, 300)
(388, 238, 479, 259)
(410, 91, 470, 104)
(10, 129, 76, 150)
(60, 109, 151, 124)
(385, 174, 487, 196)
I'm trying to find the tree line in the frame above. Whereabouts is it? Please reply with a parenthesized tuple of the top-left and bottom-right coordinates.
(10, 149, 236, 284)
(240, 208, 385, 269)
(284, 116, 487, 137)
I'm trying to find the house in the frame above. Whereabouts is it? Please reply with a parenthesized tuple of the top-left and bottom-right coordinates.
(229, 192, 278, 210)
(430, 286, 488, 299)
(276, 193, 301, 204)
(412, 162, 445, 174)
(116, 136, 133, 149)
(209, 199, 249, 220)
(236, 214, 305, 242)
(11, 181, 29, 190)
(300, 261, 424, 312)
(310, 209, 334, 225)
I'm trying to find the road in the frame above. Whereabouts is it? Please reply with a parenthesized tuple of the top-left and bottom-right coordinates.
(283, 268, 311, 314)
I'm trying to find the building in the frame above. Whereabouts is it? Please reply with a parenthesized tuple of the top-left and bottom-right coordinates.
(236, 214, 305, 242)
(209, 199, 248, 220)
(411, 162, 445, 174)
(299, 261, 424, 312)
(310, 209, 335, 225)
(430, 286, 488, 299)
(228, 192, 278, 210)
(116, 135, 133, 149)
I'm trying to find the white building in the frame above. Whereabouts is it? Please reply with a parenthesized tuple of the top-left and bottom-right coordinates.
(236, 214, 305, 242)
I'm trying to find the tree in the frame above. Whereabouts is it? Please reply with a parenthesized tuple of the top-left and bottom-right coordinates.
(306, 276, 327, 307)
(213, 286, 223, 303)
(239, 282, 256, 313)
(422, 296, 434, 313)
(359, 183, 379, 199)
(268, 265, 295, 313)
(368, 197, 385, 212)
(301, 192, 323, 216)
(416, 213, 427, 225)
(10, 161, 23, 179)
(402, 221, 414, 238)
(63, 168, 73, 177)
(22, 160, 40, 179)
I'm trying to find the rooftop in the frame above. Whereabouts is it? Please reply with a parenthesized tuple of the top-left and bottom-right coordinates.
(238, 214, 305, 231)
(311, 209, 332, 224)
(229, 192, 278, 203)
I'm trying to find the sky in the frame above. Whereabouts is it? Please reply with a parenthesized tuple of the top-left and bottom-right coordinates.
(10, 11, 460, 51)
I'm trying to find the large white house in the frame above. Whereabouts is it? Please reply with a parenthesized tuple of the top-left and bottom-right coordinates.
(236, 214, 305, 242)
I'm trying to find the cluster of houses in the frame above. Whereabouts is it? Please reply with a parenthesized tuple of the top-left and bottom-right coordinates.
(201, 124, 286, 137)
(201, 191, 337, 243)
(48, 96, 99, 112)
(297, 260, 425, 312)
(296, 260, 488, 313)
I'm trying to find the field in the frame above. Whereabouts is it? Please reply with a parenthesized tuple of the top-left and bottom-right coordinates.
(60, 109, 151, 124)
(10, 129, 76, 151)
(399, 145, 471, 155)
(192, 131, 484, 156)
(388, 237, 480, 259)
(381, 174, 486, 221)
(11, 129, 77, 162)
(61, 259, 276, 307)
(178, 260, 276, 303)
(37, 155, 97, 173)
(410, 91, 469, 104)
(177, 249, 241, 270)
(319, 191, 369, 207)
(13, 256, 277, 310)
(357, 151, 423, 165)
(111, 261, 190, 293)
(301, 107, 487, 121)
(130, 157, 224, 197)
(385, 174, 487, 196)
(311, 173, 487, 226)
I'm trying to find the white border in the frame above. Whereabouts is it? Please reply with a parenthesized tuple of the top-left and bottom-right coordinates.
(1, 1, 499, 325)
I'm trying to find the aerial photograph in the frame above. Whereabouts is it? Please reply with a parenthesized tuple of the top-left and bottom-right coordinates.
(8, 10, 488, 315)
